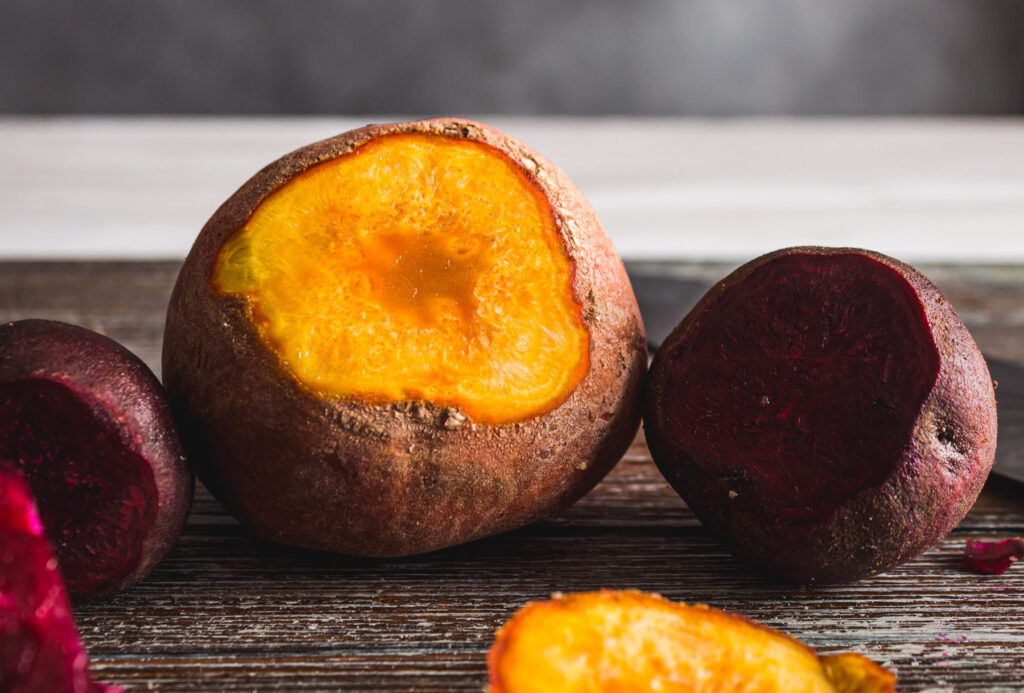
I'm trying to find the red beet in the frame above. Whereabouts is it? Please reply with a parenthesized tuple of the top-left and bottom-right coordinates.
(0, 467, 122, 692)
(644, 247, 998, 583)
(0, 320, 192, 600)
(964, 537, 1024, 575)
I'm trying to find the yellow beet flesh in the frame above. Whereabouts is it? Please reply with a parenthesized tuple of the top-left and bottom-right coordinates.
(213, 133, 589, 425)
(488, 591, 896, 693)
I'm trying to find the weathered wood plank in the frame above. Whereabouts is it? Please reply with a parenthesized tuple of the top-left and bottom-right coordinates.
(3, 261, 1024, 692)
(74, 478, 1024, 692)
(5, 119, 1024, 264)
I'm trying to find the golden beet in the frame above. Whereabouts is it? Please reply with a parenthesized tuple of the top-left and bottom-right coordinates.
(488, 591, 896, 693)
(163, 118, 646, 556)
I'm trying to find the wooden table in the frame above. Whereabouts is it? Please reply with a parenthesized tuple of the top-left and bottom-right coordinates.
(2, 259, 1022, 692)
(4, 118, 1024, 263)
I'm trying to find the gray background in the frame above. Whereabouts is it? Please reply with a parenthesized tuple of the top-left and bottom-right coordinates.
(1, 0, 1022, 116)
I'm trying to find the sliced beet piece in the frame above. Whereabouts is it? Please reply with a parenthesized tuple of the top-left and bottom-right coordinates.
(964, 537, 1024, 575)
(0, 320, 192, 600)
(0, 466, 122, 692)
(644, 247, 998, 583)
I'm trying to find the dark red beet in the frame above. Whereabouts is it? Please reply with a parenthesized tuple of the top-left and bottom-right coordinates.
(964, 537, 1024, 575)
(0, 467, 122, 692)
(644, 247, 997, 583)
(0, 320, 192, 600)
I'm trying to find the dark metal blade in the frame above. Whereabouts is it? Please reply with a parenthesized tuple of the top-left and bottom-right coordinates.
(987, 358, 1024, 484)
(626, 266, 1024, 485)
(625, 268, 710, 352)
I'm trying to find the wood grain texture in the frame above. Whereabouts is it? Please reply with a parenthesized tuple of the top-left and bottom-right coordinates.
(2, 260, 1023, 692)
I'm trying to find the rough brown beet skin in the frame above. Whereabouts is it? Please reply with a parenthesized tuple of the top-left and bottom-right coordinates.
(0, 467, 122, 692)
(162, 118, 646, 557)
(644, 247, 997, 583)
(0, 320, 193, 600)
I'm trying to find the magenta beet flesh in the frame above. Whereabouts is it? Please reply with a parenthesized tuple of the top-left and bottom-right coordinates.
(964, 537, 1024, 575)
(0, 320, 192, 600)
(644, 248, 997, 583)
(659, 253, 939, 522)
(0, 380, 159, 596)
(0, 467, 122, 692)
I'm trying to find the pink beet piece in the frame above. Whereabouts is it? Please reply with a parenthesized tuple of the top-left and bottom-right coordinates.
(0, 320, 193, 600)
(964, 537, 1024, 575)
(0, 466, 122, 692)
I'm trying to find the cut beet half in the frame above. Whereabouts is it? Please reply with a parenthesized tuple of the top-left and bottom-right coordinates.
(0, 379, 158, 596)
(644, 247, 997, 583)
(663, 252, 939, 521)
(0, 466, 122, 692)
(0, 320, 192, 600)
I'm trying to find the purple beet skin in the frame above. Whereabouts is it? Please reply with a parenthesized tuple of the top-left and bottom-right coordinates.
(1, 467, 122, 692)
(644, 247, 998, 583)
(0, 320, 192, 600)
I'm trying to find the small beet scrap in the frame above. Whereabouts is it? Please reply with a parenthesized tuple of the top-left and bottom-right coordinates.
(488, 590, 896, 693)
(1, 467, 122, 692)
(645, 247, 997, 583)
(964, 537, 1024, 575)
(0, 320, 193, 600)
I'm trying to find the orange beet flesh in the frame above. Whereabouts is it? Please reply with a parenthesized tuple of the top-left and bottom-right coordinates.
(488, 590, 895, 693)
(213, 132, 589, 425)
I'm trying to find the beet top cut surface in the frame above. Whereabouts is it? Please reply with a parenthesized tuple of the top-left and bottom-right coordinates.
(0, 379, 158, 596)
(0, 320, 192, 600)
(662, 252, 940, 522)
(211, 131, 590, 425)
(645, 247, 997, 583)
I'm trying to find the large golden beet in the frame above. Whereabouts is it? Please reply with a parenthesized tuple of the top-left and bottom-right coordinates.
(163, 118, 646, 556)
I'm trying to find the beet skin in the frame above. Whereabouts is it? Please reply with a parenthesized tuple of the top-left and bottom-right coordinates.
(644, 247, 997, 583)
(0, 320, 193, 599)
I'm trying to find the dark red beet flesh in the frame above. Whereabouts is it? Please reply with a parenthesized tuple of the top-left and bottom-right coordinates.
(645, 247, 998, 583)
(0, 379, 158, 597)
(0, 467, 122, 693)
(658, 253, 940, 522)
(0, 319, 193, 601)
(964, 537, 1024, 575)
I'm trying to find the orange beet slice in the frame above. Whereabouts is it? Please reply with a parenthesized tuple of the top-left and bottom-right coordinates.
(488, 590, 895, 693)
